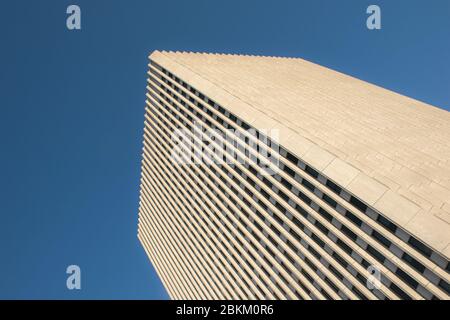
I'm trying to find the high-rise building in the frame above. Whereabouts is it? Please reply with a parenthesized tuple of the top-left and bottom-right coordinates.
(137, 51, 450, 300)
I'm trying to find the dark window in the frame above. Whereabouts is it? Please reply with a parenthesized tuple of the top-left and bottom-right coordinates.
(324, 278, 340, 294)
(270, 224, 280, 236)
(302, 179, 315, 192)
(279, 192, 289, 203)
(390, 283, 411, 300)
(281, 179, 292, 190)
(328, 265, 340, 277)
(259, 201, 268, 211)
(395, 268, 419, 289)
(298, 192, 311, 205)
(292, 217, 303, 229)
(326, 180, 342, 194)
(408, 237, 432, 258)
(341, 225, 357, 241)
(276, 203, 287, 214)
(312, 234, 325, 248)
(286, 152, 298, 165)
(355, 273, 366, 284)
(402, 253, 425, 274)
(308, 246, 321, 259)
(332, 252, 348, 268)
(301, 271, 314, 284)
(315, 221, 328, 234)
(337, 239, 352, 255)
(366, 246, 385, 263)
(305, 165, 319, 178)
(377, 215, 397, 233)
(284, 165, 295, 177)
(321, 291, 333, 300)
(349, 196, 367, 212)
(345, 211, 362, 227)
(318, 207, 333, 221)
(286, 240, 297, 252)
(292, 231, 302, 243)
(372, 230, 391, 248)
(438, 279, 450, 294)
(261, 189, 270, 199)
(322, 194, 337, 208)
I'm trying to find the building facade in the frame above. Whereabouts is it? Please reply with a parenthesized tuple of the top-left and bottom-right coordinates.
(137, 51, 450, 300)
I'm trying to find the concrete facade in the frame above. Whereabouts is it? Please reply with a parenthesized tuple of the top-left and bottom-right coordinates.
(138, 51, 450, 300)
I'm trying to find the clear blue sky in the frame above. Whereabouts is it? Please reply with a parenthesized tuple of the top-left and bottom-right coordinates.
(0, 0, 449, 299)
